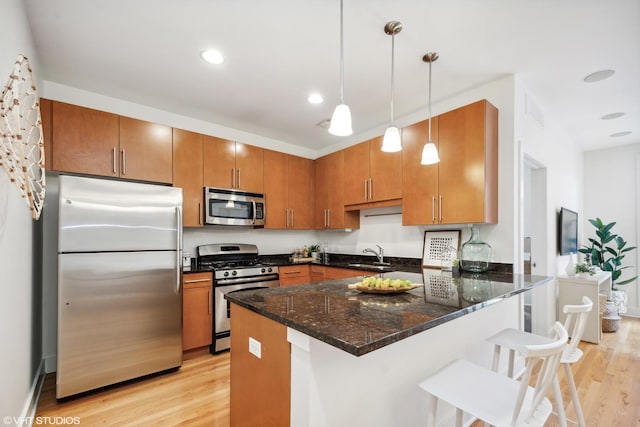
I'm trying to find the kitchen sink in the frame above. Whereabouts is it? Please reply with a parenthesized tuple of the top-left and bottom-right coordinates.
(347, 263, 393, 271)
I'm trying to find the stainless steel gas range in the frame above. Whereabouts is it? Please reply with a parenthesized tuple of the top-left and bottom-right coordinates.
(196, 243, 279, 353)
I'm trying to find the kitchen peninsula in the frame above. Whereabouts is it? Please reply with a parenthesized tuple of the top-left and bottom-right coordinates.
(226, 270, 553, 427)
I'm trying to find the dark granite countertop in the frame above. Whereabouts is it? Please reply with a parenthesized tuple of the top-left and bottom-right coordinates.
(225, 270, 553, 356)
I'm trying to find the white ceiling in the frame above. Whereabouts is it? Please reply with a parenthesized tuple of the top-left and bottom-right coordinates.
(23, 0, 640, 153)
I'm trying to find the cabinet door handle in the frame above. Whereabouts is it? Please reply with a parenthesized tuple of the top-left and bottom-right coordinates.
(369, 178, 373, 200)
(237, 169, 241, 188)
(198, 202, 202, 226)
(432, 196, 436, 223)
(439, 195, 443, 223)
(121, 149, 126, 175)
(112, 147, 117, 174)
(208, 290, 212, 314)
(231, 168, 235, 188)
(284, 270, 301, 274)
(364, 179, 368, 201)
(327, 209, 330, 228)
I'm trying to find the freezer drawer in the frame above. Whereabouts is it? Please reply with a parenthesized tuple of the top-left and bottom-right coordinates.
(57, 251, 182, 398)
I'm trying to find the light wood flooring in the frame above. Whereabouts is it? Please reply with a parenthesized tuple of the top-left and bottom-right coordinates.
(36, 318, 640, 426)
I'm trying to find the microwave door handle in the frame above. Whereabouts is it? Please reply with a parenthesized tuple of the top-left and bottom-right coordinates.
(252, 200, 257, 224)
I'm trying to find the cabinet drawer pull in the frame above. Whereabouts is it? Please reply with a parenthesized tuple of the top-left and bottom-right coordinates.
(369, 178, 373, 200)
(112, 147, 117, 174)
(237, 169, 241, 188)
(439, 195, 443, 223)
(231, 168, 235, 188)
(184, 278, 211, 284)
(284, 270, 301, 274)
(121, 149, 126, 175)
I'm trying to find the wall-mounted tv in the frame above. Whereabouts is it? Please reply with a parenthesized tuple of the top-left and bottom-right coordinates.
(558, 207, 578, 255)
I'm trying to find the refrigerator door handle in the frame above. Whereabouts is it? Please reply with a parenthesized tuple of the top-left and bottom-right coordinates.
(175, 207, 182, 294)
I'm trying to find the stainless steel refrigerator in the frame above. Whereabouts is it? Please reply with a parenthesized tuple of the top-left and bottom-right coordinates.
(56, 175, 183, 398)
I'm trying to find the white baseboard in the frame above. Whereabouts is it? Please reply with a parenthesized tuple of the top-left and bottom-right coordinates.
(43, 354, 56, 374)
(18, 359, 46, 427)
(622, 309, 639, 318)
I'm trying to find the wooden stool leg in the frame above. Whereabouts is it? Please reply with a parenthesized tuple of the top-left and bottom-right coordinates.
(564, 363, 586, 427)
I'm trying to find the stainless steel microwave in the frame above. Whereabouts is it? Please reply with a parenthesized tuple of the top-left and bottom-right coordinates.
(204, 187, 265, 227)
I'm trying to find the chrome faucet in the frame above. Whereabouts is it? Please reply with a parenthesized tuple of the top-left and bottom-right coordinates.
(363, 245, 388, 265)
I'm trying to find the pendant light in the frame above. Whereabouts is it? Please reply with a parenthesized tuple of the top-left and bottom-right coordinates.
(421, 52, 440, 164)
(328, 0, 353, 136)
(381, 21, 403, 152)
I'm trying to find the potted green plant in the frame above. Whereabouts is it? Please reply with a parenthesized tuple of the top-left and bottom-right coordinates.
(574, 262, 595, 278)
(578, 217, 637, 322)
(308, 244, 321, 261)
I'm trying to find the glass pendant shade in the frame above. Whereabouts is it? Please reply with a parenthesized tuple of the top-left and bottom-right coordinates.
(328, 103, 353, 136)
(381, 125, 402, 152)
(420, 141, 440, 164)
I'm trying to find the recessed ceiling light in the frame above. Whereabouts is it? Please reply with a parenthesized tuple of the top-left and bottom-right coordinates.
(201, 49, 224, 65)
(307, 94, 324, 104)
(601, 112, 625, 120)
(610, 131, 632, 138)
(583, 69, 615, 83)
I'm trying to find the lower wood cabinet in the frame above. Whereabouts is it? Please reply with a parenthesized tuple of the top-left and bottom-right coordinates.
(182, 272, 213, 351)
(324, 266, 365, 280)
(230, 304, 290, 427)
(279, 265, 311, 286)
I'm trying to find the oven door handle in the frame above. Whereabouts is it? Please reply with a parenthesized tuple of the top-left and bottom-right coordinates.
(216, 275, 279, 286)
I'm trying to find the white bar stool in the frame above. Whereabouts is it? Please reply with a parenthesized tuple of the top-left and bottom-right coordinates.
(418, 321, 568, 427)
(486, 296, 593, 427)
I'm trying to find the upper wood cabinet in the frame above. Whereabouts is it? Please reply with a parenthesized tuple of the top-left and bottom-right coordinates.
(203, 136, 263, 193)
(315, 151, 359, 230)
(49, 100, 173, 184)
(343, 136, 402, 207)
(39, 98, 53, 171)
(402, 99, 498, 225)
(402, 118, 439, 225)
(173, 128, 203, 227)
(51, 101, 120, 177)
(119, 117, 173, 183)
(264, 150, 314, 229)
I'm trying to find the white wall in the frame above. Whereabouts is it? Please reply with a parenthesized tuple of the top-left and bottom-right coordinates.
(514, 77, 585, 331)
(584, 144, 640, 317)
(0, 1, 43, 424)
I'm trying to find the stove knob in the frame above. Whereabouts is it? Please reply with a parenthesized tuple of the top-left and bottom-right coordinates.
(268, 267, 273, 273)
(261, 268, 266, 273)
(223, 271, 229, 277)
(232, 270, 237, 276)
